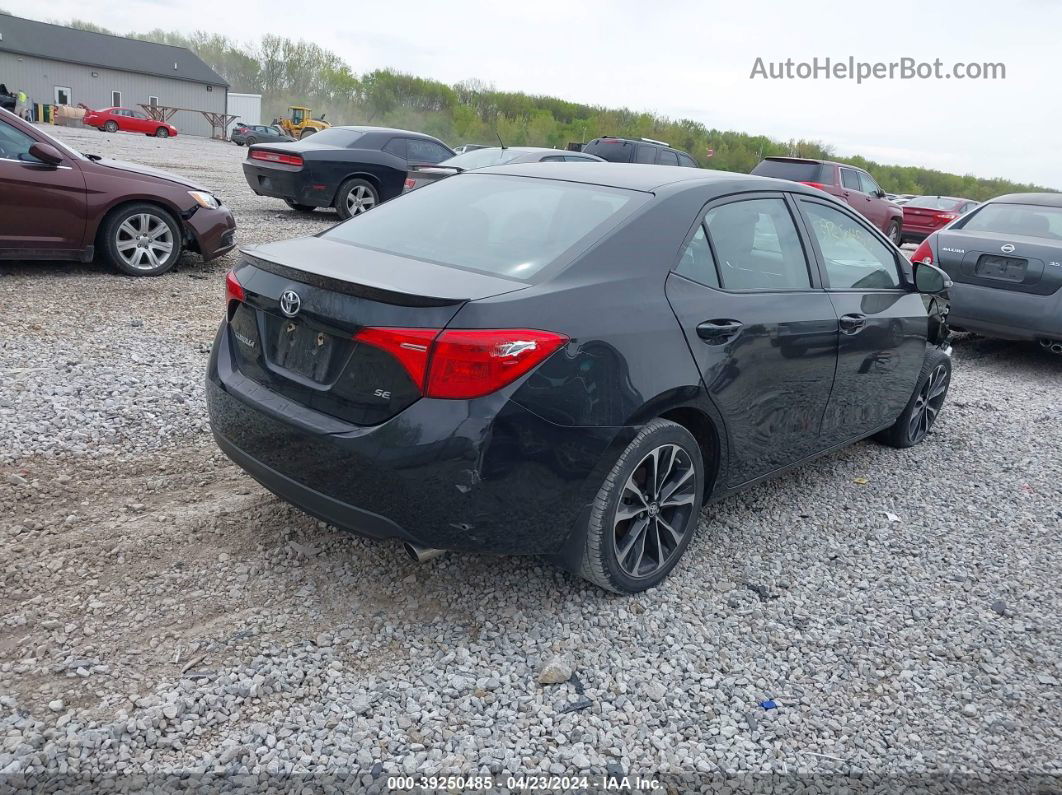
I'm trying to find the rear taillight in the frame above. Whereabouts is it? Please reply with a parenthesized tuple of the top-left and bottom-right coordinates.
(934, 212, 959, 222)
(225, 270, 245, 305)
(911, 239, 933, 264)
(404, 178, 416, 190)
(798, 181, 828, 191)
(250, 150, 303, 166)
(354, 328, 568, 399)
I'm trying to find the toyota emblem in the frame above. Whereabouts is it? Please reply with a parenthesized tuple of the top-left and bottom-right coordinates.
(1000, 243, 1016, 254)
(279, 290, 301, 317)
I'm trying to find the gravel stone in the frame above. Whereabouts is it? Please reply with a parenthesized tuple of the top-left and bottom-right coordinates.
(536, 655, 574, 685)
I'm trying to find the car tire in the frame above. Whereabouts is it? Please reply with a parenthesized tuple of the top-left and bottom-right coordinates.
(284, 199, 317, 213)
(245, 136, 257, 145)
(155, 127, 169, 138)
(577, 419, 705, 594)
(334, 178, 379, 220)
(234, 141, 244, 146)
(886, 221, 902, 246)
(104, 120, 118, 133)
(875, 348, 952, 449)
(100, 203, 183, 277)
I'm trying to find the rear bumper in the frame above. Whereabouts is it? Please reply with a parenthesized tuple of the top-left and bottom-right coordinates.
(948, 281, 1062, 340)
(186, 206, 236, 260)
(206, 325, 620, 555)
(242, 162, 330, 207)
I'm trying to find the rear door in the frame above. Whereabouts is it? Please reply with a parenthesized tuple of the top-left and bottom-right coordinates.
(839, 167, 871, 219)
(664, 192, 839, 486)
(0, 117, 87, 253)
(796, 197, 927, 442)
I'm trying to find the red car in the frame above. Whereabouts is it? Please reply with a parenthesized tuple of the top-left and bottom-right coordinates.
(0, 108, 234, 275)
(751, 157, 905, 245)
(900, 196, 978, 244)
(83, 107, 178, 139)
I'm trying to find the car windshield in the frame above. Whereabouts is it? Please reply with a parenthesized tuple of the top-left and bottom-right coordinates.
(958, 203, 1062, 240)
(321, 174, 647, 281)
(905, 196, 962, 210)
(300, 128, 364, 147)
(438, 148, 527, 170)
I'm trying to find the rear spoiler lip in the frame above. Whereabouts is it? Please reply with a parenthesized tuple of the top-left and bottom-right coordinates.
(238, 251, 469, 308)
(408, 164, 464, 173)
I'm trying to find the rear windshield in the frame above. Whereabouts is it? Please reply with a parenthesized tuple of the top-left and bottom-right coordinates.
(301, 128, 365, 147)
(439, 148, 524, 170)
(582, 139, 634, 163)
(957, 203, 1062, 239)
(321, 174, 647, 280)
(751, 160, 833, 184)
(905, 196, 962, 210)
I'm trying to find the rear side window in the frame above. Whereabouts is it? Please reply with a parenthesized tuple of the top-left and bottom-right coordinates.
(704, 198, 810, 290)
(407, 139, 452, 164)
(751, 159, 832, 184)
(840, 169, 861, 190)
(678, 153, 697, 168)
(657, 149, 679, 166)
(321, 174, 647, 280)
(957, 203, 1062, 239)
(676, 225, 719, 287)
(583, 139, 634, 163)
(801, 201, 900, 288)
(383, 138, 406, 158)
(635, 145, 656, 164)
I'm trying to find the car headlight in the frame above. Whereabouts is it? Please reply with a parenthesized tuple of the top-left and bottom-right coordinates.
(188, 191, 220, 209)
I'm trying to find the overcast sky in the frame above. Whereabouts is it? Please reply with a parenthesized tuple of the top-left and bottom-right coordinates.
(8, 0, 1059, 187)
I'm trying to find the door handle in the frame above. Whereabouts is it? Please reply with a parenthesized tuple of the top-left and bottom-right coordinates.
(839, 313, 867, 334)
(696, 319, 743, 344)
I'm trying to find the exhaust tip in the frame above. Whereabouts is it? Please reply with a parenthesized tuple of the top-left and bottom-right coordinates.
(1039, 338, 1062, 355)
(404, 542, 446, 563)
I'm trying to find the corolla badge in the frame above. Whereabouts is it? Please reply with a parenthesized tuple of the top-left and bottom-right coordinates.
(279, 290, 301, 317)
(1000, 243, 1016, 254)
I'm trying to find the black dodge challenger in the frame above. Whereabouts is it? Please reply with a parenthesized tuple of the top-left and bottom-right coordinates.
(242, 126, 454, 219)
(210, 163, 953, 593)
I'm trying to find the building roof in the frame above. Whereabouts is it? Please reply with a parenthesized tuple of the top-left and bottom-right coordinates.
(0, 14, 228, 87)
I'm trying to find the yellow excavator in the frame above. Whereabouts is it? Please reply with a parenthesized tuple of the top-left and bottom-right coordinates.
(277, 106, 330, 139)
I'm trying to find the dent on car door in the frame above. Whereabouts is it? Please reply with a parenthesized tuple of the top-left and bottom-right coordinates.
(0, 119, 87, 253)
(664, 193, 840, 486)
(797, 198, 927, 442)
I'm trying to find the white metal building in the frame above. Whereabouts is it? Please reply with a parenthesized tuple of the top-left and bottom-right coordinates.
(226, 92, 262, 133)
(0, 14, 228, 137)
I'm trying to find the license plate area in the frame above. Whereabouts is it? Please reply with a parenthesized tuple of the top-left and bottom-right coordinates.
(265, 314, 345, 384)
(975, 255, 1026, 282)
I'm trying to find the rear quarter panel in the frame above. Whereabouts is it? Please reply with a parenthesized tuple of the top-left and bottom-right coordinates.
(308, 148, 408, 203)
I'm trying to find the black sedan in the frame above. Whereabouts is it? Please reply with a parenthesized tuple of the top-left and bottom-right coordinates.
(405, 146, 603, 191)
(242, 126, 454, 219)
(208, 163, 952, 593)
(911, 193, 1062, 354)
(231, 123, 293, 146)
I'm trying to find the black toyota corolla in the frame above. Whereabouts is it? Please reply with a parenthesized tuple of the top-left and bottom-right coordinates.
(208, 163, 953, 593)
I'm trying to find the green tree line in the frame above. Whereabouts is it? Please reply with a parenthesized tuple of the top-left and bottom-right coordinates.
(57, 18, 1055, 199)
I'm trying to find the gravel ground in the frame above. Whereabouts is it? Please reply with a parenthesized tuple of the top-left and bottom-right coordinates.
(1, 126, 1060, 791)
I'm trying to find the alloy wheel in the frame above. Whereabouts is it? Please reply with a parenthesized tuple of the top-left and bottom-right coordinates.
(908, 363, 948, 443)
(115, 213, 174, 271)
(613, 444, 697, 579)
(346, 185, 376, 215)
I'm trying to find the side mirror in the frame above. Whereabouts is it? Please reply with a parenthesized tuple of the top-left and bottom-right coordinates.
(876, 189, 886, 198)
(914, 262, 951, 294)
(28, 142, 64, 166)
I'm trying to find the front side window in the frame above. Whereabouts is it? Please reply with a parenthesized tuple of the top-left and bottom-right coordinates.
(801, 201, 901, 289)
(675, 225, 719, 287)
(321, 174, 646, 281)
(0, 119, 40, 161)
(704, 198, 810, 290)
(858, 172, 881, 195)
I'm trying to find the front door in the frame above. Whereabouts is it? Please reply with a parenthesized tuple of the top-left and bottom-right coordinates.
(797, 198, 927, 442)
(665, 193, 839, 486)
(0, 117, 86, 254)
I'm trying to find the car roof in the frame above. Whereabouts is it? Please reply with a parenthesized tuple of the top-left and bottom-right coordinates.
(989, 193, 1062, 208)
(476, 161, 816, 194)
(335, 125, 442, 138)
(588, 136, 687, 153)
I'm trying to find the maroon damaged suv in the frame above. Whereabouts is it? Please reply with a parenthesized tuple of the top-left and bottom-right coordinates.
(752, 156, 904, 245)
(0, 108, 235, 276)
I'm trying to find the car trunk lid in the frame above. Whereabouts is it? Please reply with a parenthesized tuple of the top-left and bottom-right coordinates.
(933, 230, 1062, 296)
(225, 238, 529, 426)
